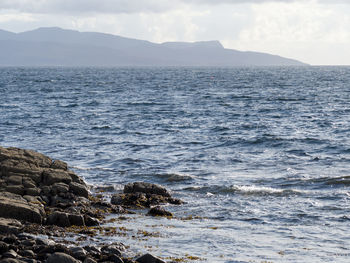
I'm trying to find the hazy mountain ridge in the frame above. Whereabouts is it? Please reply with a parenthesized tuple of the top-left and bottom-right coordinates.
(0, 27, 307, 66)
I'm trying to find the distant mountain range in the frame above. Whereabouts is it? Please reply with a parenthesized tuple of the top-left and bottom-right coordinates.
(0, 27, 307, 66)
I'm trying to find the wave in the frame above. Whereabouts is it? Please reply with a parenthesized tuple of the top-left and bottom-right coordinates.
(133, 172, 194, 182)
(227, 185, 304, 196)
(155, 173, 194, 182)
(71, 166, 116, 172)
(184, 184, 305, 197)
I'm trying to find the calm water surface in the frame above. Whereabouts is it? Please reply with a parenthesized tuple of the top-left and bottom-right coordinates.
(1, 66, 350, 262)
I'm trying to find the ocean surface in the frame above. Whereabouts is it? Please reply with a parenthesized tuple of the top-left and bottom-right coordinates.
(1, 66, 350, 262)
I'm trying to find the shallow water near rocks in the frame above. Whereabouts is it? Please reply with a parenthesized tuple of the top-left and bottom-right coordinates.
(1, 66, 350, 262)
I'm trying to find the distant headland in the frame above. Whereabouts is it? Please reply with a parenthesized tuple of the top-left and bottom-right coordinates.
(0, 27, 307, 66)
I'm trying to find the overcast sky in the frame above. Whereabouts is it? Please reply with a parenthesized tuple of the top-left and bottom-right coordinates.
(1, 0, 350, 65)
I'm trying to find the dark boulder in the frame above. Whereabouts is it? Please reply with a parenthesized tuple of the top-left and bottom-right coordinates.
(147, 206, 173, 217)
(136, 254, 165, 263)
(124, 182, 170, 197)
(46, 252, 81, 263)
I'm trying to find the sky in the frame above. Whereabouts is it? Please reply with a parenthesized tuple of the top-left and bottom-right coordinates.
(1, 0, 350, 65)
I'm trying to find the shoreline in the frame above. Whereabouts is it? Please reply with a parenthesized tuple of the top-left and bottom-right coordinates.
(0, 146, 191, 263)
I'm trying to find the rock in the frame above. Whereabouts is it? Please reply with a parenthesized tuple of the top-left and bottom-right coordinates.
(0, 218, 22, 234)
(107, 255, 124, 263)
(21, 239, 36, 247)
(0, 259, 22, 263)
(83, 258, 97, 263)
(136, 254, 165, 263)
(0, 240, 9, 253)
(0, 159, 41, 177)
(110, 194, 124, 206)
(6, 176, 22, 185)
(0, 192, 44, 223)
(84, 215, 99, 226)
(111, 192, 181, 208)
(50, 160, 68, 171)
(35, 237, 56, 247)
(46, 252, 81, 263)
(124, 182, 170, 197)
(147, 206, 173, 217)
(51, 183, 69, 195)
(25, 187, 41, 196)
(47, 211, 86, 227)
(47, 211, 70, 227)
(3, 234, 18, 244)
(69, 182, 89, 198)
(68, 214, 85, 226)
(5, 185, 24, 195)
(21, 259, 37, 263)
(42, 169, 72, 186)
(2, 249, 18, 258)
(0, 147, 52, 168)
(18, 249, 35, 258)
(22, 178, 36, 189)
(70, 247, 87, 260)
(112, 182, 183, 208)
(101, 245, 122, 256)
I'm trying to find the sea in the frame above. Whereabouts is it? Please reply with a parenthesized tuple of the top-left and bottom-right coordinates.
(1, 66, 350, 262)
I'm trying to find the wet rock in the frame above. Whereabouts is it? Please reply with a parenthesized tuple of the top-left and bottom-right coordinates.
(101, 245, 122, 256)
(124, 182, 170, 197)
(69, 182, 89, 198)
(3, 234, 18, 244)
(107, 255, 124, 263)
(83, 258, 97, 263)
(70, 247, 87, 260)
(21, 239, 36, 247)
(68, 214, 85, 226)
(84, 215, 99, 226)
(111, 192, 182, 208)
(83, 246, 101, 258)
(147, 206, 173, 217)
(46, 252, 81, 263)
(112, 182, 183, 208)
(0, 259, 22, 263)
(0, 218, 22, 234)
(136, 254, 165, 263)
(18, 249, 35, 258)
(0, 192, 44, 223)
(47, 211, 70, 227)
(35, 237, 56, 247)
(0, 240, 9, 253)
(2, 249, 18, 258)
(51, 182, 69, 195)
(21, 259, 37, 263)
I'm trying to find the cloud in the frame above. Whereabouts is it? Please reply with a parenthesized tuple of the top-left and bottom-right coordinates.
(1, 0, 348, 15)
(0, 0, 176, 14)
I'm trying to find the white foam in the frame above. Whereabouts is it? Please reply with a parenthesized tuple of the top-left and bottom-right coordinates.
(231, 184, 303, 195)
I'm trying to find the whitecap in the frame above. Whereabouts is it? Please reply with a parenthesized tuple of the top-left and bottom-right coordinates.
(230, 184, 304, 196)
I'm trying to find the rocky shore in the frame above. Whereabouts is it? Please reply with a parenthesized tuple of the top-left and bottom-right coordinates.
(0, 146, 184, 263)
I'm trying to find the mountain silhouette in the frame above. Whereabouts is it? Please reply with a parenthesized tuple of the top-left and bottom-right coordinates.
(0, 27, 307, 66)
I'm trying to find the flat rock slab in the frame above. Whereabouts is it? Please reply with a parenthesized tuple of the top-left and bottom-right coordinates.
(0, 192, 44, 224)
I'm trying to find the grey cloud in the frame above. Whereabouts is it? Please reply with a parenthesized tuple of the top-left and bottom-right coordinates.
(0, 0, 347, 14)
(0, 0, 176, 14)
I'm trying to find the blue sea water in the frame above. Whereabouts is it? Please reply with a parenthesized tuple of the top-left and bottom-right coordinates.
(1, 66, 350, 262)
